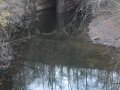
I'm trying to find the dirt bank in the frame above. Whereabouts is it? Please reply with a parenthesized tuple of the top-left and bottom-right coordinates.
(88, 0, 120, 47)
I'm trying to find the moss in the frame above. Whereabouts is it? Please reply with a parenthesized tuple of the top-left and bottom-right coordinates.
(0, 11, 10, 27)
(0, 0, 4, 4)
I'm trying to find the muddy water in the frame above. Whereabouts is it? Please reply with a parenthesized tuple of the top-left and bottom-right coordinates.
(5, 35, 120, 90)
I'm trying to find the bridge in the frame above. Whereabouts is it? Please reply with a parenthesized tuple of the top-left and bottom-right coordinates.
(35, 0, 87, 12)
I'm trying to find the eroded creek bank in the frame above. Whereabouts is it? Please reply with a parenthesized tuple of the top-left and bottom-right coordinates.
(88, 0, 120, 47)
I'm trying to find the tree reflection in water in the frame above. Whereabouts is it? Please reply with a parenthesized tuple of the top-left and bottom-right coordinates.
(7, 36, 120, 90)
(10, 61, 120, 90)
